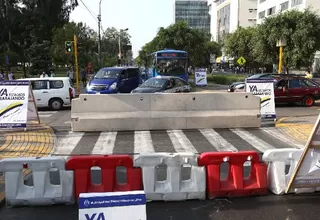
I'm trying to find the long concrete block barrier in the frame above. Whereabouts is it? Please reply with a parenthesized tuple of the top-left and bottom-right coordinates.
(71, 92, 261, 132)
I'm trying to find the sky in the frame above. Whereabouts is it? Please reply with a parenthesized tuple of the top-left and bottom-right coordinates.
(70, 0, 175, 58)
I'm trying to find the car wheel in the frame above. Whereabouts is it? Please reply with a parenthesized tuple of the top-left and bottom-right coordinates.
(49, 98, 63, 110)
(302, 95, 314, 107)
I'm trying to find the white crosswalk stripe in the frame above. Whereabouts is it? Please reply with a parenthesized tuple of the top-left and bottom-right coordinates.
(199, 129, 238, 152)
(52, 128, 300, 156)
(167, 130, 198, 153)
(230, 128, 275, 152)
(92, 132, 117, 155)
(38, 111, 58, 118)
(134, 131, 155, 153)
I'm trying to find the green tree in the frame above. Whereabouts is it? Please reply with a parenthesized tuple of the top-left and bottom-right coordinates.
(252, 9, 320, 70)
(51, 22, 96, 68)
(137, 21, 221, 67)
(224, 27, 256, 66)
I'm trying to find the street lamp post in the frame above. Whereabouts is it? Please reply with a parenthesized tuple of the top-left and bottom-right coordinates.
(98, 0, 103, 68)
(276, 39, 287, 74)
(118, 28, 128, 66)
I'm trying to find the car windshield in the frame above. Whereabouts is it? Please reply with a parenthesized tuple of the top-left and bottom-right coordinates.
(156, 58, 187, 76)
(94, 69, 121, 79)
(248, 74, 271, 79)
(140, 78, 167, 88)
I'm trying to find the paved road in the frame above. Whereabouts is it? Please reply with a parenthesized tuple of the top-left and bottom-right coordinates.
(1, 194, 320, 220)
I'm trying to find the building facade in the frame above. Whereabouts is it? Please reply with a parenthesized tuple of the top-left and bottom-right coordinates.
(257, 0, 320, 24)
(257, 0, 320, 72)
(174, 0, 211, 32)
(208, 0, 257, 42)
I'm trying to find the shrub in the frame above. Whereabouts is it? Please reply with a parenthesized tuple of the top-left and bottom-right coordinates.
(207, 74, 247, 85)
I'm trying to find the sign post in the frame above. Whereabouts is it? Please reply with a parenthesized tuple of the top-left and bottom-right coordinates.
(74, 35, 80, 94)
(245, 79, 276, 122)
(286, 114, 320, 193)
(0, 81, 39, 129)
(194, 68, 207, 87)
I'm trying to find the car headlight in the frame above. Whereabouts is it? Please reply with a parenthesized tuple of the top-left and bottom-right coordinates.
(109, 82, 117, 90)
(86, 84, 91, 90)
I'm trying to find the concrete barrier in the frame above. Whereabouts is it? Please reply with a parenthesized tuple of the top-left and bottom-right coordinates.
(71, 93, 261, 131)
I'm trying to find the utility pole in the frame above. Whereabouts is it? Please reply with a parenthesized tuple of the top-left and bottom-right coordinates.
(98, 0, 102, 68)
(74, 35, 80, 94)
(5, 0, 11, 51)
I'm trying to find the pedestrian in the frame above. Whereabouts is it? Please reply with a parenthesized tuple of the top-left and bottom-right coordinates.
(50, 70, 55, 77)
(67, 68, 74, 83)
(8, 71, 14, 80)
(40, 71, 48, 78)
(0, 70, 4, 81)
(81, 67, 87, 87)
(305, 67, 313, 79)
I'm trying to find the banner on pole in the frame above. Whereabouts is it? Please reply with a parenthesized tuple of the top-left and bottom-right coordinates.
(245, 79, 276, 120)
(0, 81, 39, 129)
(286, 114, 320, 193)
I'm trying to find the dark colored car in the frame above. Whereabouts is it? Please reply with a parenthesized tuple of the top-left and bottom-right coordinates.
(275, 77, 320, 107)
(131, 76, 191, 93)
(86, 67, 142, 94)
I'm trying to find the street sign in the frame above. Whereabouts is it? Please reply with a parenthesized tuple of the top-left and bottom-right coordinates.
(210, 54, 216, 64)
(237, 56, 246, 65)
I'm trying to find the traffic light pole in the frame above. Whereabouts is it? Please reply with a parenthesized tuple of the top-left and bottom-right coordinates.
(74, 35, 80, 94)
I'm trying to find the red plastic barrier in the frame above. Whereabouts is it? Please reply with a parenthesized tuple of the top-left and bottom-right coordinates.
(198, 151, 267, 198)
(66, 155, 142, 199)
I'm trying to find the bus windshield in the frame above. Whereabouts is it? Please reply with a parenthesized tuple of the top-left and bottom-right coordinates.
(156, 58, 187, 76)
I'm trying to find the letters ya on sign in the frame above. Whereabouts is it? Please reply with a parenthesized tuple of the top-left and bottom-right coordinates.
(85, 212, 105, 220)
(196, 72, 205, 77)
(249, 85, 271, 96)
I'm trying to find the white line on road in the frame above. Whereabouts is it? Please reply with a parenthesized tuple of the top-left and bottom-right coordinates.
(38, 114, 52, 118)
(167, 130, 198, 153)
(92, 132, 117, 155)
(38, 111, 58, 114)
(231, 128, 275, 152)
(199, 129, 238, 152)
(261, 128, 304, 149)
(134, 131, 155, 153)
(52, 132, 84, 156)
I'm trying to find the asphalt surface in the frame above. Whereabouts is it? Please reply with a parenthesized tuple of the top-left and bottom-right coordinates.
(1, 194, 320, 220)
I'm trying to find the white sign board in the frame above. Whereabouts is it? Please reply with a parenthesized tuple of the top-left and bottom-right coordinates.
(210, 54, 216, 64)
(79, 191, 147, 220)
(195, 68, 207, 86)
(286, 114, 320, 192)
(245, 79, 276, 120)
(0, 81, 30, 128)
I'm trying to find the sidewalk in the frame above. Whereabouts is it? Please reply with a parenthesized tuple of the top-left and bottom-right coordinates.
(0, 122, 54, 204)
(276, 115, 316, 145)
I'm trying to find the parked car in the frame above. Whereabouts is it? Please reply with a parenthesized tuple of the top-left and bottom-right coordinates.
(228, 82, 245, 92)
(18, 77, 75, 110)
(131, 76, 191, 93)
(86, 67, 142, 94)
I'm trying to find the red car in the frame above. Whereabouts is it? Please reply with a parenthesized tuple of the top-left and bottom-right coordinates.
(275, 77, 320, 107)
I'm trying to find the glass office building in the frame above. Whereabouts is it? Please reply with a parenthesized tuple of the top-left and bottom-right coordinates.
(174, 0, 211, 32)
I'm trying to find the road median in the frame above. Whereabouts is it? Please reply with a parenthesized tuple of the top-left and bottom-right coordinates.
(0, 122, 54, 204)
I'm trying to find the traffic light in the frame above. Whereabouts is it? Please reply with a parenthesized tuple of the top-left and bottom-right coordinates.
(65, 41, 73, 54)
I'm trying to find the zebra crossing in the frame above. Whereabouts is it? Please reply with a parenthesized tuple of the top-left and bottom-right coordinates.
(52, 127, 305, 157)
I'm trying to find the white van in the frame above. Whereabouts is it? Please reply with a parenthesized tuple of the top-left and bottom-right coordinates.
(18, 77, 76, 110)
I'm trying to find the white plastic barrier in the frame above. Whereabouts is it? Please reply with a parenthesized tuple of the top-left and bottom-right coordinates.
(0, 157, 74, 206)
(263, 148, 320, 195)
(134, 153, 206, 201)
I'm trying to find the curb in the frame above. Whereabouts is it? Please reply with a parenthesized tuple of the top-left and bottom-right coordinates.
(0, 122, 54, 205)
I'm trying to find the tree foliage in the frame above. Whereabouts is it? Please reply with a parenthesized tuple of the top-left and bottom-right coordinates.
(224, 27, 256, 66)
(137, 21, 221, 67)
(225, 9, 320, 70)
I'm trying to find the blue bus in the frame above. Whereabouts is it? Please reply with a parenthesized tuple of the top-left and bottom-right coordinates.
(145, 49, 189, 82)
